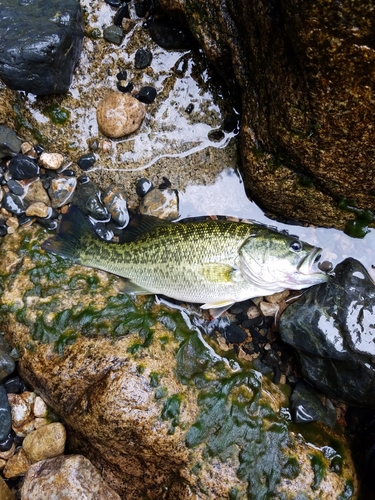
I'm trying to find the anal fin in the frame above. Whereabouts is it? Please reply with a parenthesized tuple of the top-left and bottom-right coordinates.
(115, 278, 153, 295)
(201, 300, 234, 318)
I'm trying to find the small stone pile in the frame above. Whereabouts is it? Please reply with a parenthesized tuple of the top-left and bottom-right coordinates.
(0, 125, 179, 242)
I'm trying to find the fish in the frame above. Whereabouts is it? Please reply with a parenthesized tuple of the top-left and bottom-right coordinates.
(41, 205, 328, 317)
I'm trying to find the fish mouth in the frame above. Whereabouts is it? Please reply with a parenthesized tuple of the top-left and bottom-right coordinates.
(298, 247, 325, 277)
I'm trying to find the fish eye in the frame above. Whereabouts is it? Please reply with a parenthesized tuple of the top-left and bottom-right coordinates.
(290, 240, 302, 252)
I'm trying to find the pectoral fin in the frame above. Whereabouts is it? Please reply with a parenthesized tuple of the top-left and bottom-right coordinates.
(115, 278, 153, 295)
(201, 300, 235, 318)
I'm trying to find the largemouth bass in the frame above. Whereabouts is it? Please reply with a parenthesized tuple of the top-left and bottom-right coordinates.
(42, 205, 328, 316)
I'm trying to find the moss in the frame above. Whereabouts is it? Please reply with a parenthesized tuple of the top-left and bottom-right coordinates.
(161, 394, 183, 434)
(176, 332, 292, 498)
(43, 104, 70, 125)
(310, 453, 326, 490)
(150, 372, 162, 387)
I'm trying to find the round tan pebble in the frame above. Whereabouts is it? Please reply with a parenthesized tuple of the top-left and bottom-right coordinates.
(26, 202, 50, 218)
(39, 152, 64, 171)
(33, 396, 48, 418)
(96, 91, 146, 138)
(23, 422, 66, 463)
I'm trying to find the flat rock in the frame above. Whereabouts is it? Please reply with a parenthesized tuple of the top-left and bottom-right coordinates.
(0, 0, 84, 95)
(21, 455, 121, 500)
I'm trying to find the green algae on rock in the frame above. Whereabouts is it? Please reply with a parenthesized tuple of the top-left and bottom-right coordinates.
(0, 226, 358, 499)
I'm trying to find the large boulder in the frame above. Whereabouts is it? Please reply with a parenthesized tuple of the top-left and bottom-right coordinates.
(280, 258, 375, 407)
(0, 226, 357, 499)
(158, 0, 375, 230)
(0, 0, 84, 95)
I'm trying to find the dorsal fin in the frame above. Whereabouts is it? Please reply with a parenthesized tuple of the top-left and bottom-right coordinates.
(119, 213, 172, 243)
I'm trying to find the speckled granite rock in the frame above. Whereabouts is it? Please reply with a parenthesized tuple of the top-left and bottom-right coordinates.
(21, 455, 121, 500)
(0, 226, 358, 499)
(0, 0, 84, 95)
(159, 0, 375, 230)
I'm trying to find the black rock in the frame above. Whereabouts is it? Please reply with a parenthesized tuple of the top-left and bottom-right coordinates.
(117, 81, 134, 93)
(103, 24, 124, 45)
(77, 153, 96, 171)
(116, 69, 128, 80)
(229, 299, 255, 315)
(72, 181, 109, 220)
(3, 375, 21, 394)
(135, 0, 150, 17)
(7, 179, 24, 196)
(136, 178, 153, 197)
(63, 169, 76, 177)
(17, 214, 34, 226)
(208, 129, 225, 142)
(8, 154, 39, 180)
(77, 175, 90, 184)
(36, 218, 58, 231)
(2, 193, 28, 215)
(241, 316, 263, 329)
(185, 103, 194, 114)
(136, 86, 157, 104)
(135, 48, 152, 69)
(0, 226, 7, 237)
(105, 0, 122, 7)
(0, 429, 15, 452)
(280, 258, 375, 408)
(34, 144, 44, 155)
(0, 351, 15, 382)
(147, 19, 196, 50)
(0, 126, 22, 159)
(223, 114, 240, 134)
(290, 381, 337, 427)
(94, 223, 114, 241)
(0, 0, 84, 95)
(114, 3, 130, 26)
(224, 323, 248, 344)
(0, 384, 12, 441)
(158, 176, 171, 190)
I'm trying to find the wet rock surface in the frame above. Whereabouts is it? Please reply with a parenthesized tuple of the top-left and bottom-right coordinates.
(159, 0, 375, 230)
(0, 0, 84, 95)
(0, 227, 357, 499)
(280, 258, 375, 408)
(21, 455, 121, 500)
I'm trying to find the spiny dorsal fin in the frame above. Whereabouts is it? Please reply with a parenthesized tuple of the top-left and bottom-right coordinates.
(119, 213, 172, 243)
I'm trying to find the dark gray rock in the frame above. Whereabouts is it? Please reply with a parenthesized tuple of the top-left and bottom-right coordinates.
(290, 381, 336, 427)
(103, 24, 124, 45)
(280, 258, 375, 408)
(0, 384, 12, 441)
(8, 153, 39, 180)
(0, 351, 15, 382)
(72, 181, 109, 221)
(0, 126, 22, 159)
(0, 0, 84, 95)
(2, 192, 28, 215)
(135, 48, 153, 69)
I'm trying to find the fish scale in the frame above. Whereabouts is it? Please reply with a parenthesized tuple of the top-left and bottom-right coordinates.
(42, 205, 328, 316)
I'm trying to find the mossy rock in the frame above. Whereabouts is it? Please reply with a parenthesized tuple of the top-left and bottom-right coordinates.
(0, 227, 358, 498)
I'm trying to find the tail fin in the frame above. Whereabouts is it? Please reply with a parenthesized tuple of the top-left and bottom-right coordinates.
(41, 205, 94, 261)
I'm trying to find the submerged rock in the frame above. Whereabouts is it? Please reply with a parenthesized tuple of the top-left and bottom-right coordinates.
(0, 0, 84, 95)
(280, 258, 375, 408)
(96, 92, 146, 138)
(0, 226, 358, 499)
